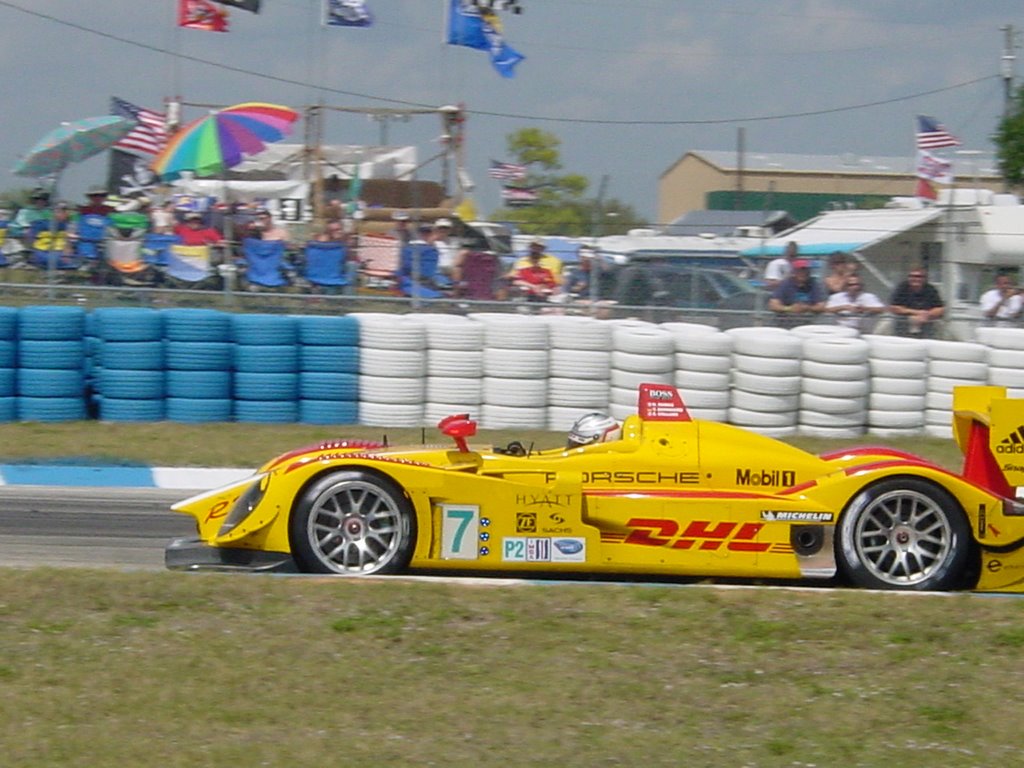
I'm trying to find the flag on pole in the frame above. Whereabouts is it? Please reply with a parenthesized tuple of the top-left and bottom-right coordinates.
(915, 178, 938, 201)
(916, 149, 954, 185)
(488, 160, 526, 180)
(447, 0, 525, 78)
(178, 0, 229, 32)
(211, 0, 260, 12)
(324, 0, 374, 27)
(916, 115, 960, 149)
(110, 97, 167, 156)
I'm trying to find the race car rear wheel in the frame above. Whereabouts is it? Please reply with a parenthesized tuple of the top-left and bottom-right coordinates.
(836, 477, 970, 591)
(289, 470, 416, 575)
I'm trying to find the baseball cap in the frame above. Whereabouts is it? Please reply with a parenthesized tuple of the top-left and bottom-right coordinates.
(792, 259, 811, 269)
(434, 217, 452, 228)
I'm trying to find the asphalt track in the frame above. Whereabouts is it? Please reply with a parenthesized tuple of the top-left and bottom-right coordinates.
(0, 486, 193, 570)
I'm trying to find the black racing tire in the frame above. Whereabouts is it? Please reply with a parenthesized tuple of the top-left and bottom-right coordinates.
(836, 477, 971, 591)
(289, 470, 416, 575)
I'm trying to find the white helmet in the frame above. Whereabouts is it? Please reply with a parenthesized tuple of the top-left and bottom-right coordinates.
(567, 412, 621, 448)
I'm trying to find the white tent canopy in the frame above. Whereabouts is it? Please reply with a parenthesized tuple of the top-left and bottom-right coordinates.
(228, 143, 418, 181)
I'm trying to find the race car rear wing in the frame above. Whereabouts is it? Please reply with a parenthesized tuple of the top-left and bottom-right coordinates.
(953, 386, 1024, 496)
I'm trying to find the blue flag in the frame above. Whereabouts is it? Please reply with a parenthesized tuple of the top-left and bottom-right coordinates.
(447, 0, 525, 78)
(324, 0, 374, 28)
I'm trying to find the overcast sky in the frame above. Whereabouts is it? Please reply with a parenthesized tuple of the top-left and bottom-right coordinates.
(0, 0, 1019, 224)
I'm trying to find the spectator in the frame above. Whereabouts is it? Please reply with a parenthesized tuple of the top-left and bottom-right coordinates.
(250, 208, 290, 244)
(150, 201, 176, 234)
(513, 248, 558, 302)
(510, 238, 564, 285)
(823, 251, 856, 294)
(390, 211, 412, 245)
(768, 258, 826, 326)
(13, 188, 51, 249)
(980, 272, 1023, 327)
(564, 247, 595, 299)
(889, 267, 945, 337)
(312, 219, 347, 243)
(763, 240, 798, 290)
(78, 185, 115, 216)
(432, 218, 458, 279)
(397, 224, 446, 297)
(825, 275, 885, 332)
(174, 211, 223, 247)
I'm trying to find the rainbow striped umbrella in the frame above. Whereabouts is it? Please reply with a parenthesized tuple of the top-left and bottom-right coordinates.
(151, 102, 299, 181)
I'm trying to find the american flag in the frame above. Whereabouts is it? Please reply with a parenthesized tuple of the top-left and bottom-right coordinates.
(489, 160, 526, 180)
(110, 97, 167, 156)
(916, 115, 961, 150)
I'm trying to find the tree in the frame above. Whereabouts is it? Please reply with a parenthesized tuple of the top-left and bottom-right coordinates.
(994, 85, 1024, 186)
(488, 128, 646, 236)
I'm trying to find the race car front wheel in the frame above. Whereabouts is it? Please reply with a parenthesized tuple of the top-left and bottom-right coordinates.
(837, 477, 971, 591)
(289, 470, 416, 575)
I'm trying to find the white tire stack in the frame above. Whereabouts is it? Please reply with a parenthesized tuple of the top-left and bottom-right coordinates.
(413, 314, 486, 426)
(354, 313, 427, 427)
(925, 340, 989, 439)
(475, 314, 549, 429)
(864, 335, 928, 438)
(798, 335, 871, 438)
(608, 321, 675, 421)
(664, 322, 732, 422)
(976, 327, 1024, 399)
(727, 327, 802, 437)
(544, 316, 612, 431)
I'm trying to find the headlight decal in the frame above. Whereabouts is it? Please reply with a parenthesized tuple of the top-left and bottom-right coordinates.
(218, 473, 270, 536)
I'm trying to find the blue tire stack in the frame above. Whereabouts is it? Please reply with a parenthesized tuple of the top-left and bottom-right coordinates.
(232, 313, 299, 423)
(0, 307, 17, 421)
(163, 308, 234, 423)
(93, 308, 166, 422)
(16, 305, 87, 421)
(297, 315, 360, 425)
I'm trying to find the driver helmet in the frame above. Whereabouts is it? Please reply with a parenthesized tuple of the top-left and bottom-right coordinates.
(567, 412, 621, 448)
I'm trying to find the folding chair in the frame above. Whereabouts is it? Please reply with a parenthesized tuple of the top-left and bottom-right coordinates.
(141, 233, 178, 267)
(457, 250, 503, 300)
(240, 238, 289, 290)
(397, 241, 447, 299)
(354, 233, 400, 294)
(104, 238, 155, 286)
(73, 213, 109, 263)
(302, 240, 350, 293)
(164, 244, 217, 287)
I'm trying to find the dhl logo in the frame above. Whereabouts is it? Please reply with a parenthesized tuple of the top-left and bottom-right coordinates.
(620, 517, 769, 552)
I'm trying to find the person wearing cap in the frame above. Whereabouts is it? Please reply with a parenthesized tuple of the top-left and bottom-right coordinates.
(768, 258, 826, 327)
(174, 211, 223, 247)
(12, 188, 51, 248)
(825, 274, 885, 332)
(249, 207, 290, 244)
(431, 217, 459, 278)
(889, 267, 945, 337)
(512, 245, 559, 302)
(390, 211, 412, 245)
(509, 238, 564, 286)
(79, 185, 115, 216)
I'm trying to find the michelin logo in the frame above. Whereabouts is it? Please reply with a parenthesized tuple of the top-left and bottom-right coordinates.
(761, 511, 833, 522)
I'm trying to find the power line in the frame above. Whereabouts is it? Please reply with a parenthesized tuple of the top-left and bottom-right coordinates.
(0, 0, 1000, 128)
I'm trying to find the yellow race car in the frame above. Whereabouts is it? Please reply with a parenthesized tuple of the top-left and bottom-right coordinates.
(166, 384, 1024, 592)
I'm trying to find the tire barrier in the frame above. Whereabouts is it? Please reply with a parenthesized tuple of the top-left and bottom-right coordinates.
(1, 305, 1022, 434)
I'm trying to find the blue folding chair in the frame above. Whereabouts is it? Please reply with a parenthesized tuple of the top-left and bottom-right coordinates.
(74, 213, 109, 262)
(30, 219, 77, 270)
(396, 241, 449, 299)
(302, 240, 350, 292)
(240, 238, 289, 289)
(141, 233, 178, 267)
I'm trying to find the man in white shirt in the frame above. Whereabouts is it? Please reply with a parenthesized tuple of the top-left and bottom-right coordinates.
(432, 218, 458, 278)
(763, 240, 798, 290)
(980, 273, 1023, 327)
(825, 275, 885, 332)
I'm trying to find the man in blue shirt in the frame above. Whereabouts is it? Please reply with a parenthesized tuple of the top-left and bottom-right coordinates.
(768, 259, 826, 327)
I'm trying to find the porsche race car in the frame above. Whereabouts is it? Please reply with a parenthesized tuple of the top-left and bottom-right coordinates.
(166, 384, 1024, 592)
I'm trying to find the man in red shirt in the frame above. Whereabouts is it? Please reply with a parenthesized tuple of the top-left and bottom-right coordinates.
(78, 185, 116, 216)
(174, 211, 223, 246)
(513, 249, 557, 302)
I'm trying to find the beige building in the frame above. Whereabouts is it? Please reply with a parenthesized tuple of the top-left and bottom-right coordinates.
(658, 150, 1003, 226)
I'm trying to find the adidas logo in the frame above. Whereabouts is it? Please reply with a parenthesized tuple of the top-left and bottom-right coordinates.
(997, 425, 1024, 454)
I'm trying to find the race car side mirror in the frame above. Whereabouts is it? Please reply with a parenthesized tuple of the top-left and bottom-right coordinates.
(438, 413, 477, 453)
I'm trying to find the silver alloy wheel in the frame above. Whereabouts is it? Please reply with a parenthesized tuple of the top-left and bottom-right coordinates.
(849, 488, 954, 587)
(306, 479, 404, 574)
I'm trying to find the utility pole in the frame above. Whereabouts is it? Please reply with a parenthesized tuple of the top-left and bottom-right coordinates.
(1002, 24, 1016, 122)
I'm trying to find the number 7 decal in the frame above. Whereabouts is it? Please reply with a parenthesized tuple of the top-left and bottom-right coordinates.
(442, 505, 480, 559)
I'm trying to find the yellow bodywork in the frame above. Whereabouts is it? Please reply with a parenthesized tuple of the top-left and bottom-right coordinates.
(170, 386, 1024, 591)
